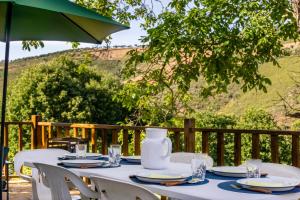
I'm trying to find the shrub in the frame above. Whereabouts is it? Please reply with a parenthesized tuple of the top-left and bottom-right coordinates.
(7, 56, 130, 157)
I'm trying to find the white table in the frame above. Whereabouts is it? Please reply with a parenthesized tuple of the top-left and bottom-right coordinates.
(25, 159, 300, 200)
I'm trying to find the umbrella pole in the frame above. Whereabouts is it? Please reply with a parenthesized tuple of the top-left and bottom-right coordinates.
(0, 3, 12, 200)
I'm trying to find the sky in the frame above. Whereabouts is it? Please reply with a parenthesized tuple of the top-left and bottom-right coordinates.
(0, 19, 145, 61)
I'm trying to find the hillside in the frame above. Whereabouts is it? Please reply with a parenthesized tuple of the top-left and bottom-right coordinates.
(1, 47, 300, 127)
(220, 56, 300, 126)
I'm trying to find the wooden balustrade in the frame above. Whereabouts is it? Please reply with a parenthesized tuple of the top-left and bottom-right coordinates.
(34, 120, 300, 168)
(3, 115, 300, 179)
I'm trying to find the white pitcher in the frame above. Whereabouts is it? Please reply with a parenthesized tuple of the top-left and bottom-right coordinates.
(141, 128, 172, 169)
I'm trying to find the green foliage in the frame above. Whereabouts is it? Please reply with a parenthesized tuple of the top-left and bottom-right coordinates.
(291, 120, 300, 130)
(194, 111, 237, 129)
(194, 111, 237, 165)
(123, 0, 299, 118)
(115, 82, 191, 125)
(22, 41, 45, 51)
(7, 56, 130, 156)
(236, 108, 292, 164)
(7, 56, 128, 123)
(237, 108, 278, 130)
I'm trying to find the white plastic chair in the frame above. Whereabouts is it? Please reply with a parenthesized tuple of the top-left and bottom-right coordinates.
(170, 152, 214, 168)
(14, 149, 69, 200)
(90, 176, 159, 200)
(33, 162, 101, 200)
(240, 160, 300, 179)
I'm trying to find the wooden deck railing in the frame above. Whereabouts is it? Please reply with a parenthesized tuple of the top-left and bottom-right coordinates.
(3, 116, 300, 175)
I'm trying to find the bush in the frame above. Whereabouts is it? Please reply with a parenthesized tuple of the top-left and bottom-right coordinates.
(194, 111, 237, 165)
(237, 108, 292, 164)
(7, 56, 130, 157)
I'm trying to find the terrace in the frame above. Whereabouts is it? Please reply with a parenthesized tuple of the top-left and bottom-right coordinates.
(3, 115, 300, 199)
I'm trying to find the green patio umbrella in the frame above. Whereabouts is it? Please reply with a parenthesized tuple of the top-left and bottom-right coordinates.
(0, 0, 129, 196)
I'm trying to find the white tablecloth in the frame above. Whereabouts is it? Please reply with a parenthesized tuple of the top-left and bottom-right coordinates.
(25, 159, 300, 200)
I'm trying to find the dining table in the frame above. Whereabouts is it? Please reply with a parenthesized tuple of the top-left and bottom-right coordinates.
(24, 157, 300, 200)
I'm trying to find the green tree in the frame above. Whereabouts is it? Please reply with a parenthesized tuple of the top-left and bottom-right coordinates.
(7, 56, 130, 155)
(122, 0, 299, 119)
(7, 56, 128, 123)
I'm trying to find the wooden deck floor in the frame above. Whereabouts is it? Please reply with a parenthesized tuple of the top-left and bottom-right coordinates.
(3, 179, 32, 200)
(2, 179, 81, 200)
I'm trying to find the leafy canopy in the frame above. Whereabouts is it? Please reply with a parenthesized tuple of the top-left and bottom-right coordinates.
(125, 0, 299, 94)
(121, 0, 299, 119)
(7, 56, 129, 124)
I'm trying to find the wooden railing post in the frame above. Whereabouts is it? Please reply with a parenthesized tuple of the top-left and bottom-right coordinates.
(101, 129, 108, 155)
(41, 125, 47, 148)
(82, 128, 87, 139)
(48, 125, 53, 140)
(65, 127, 70, 137)
(31, 115, 41, 149)
(174, 131, 181, 152)
(4, 124, 8, 147)
(292, 134, 300, 167)
(122, 129, 129, 156)
(202, 131, 209, 154)
(18, 123, 23, 151)
(134, 130, 141, 155)
(57, 127, 62, 138)
(184, 118, 195, 152)
(73, 127, 78, 138)
(112, 129, 118, 144)
(91, 128, 97, 153)
(234, 133, 241, 166)
(271, 134, 279, 163)
(217, 132, 225, 166)
(252, 133, 260, 159)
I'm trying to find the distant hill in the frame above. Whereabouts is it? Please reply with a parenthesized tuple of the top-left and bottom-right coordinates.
(1, 46, 300, 127)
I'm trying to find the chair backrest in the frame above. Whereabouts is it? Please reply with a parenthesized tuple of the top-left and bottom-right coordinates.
(170, 152, 214, 168)
(14, 148, 69, 178)
(33, 163, 100, 200)
(90, 176, 159, 200)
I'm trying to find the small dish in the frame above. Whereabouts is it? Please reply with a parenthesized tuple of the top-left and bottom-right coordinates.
(64, 153, 102, 160)
(212, 166, 247, 178)
(237, 177, 300, 192)
(61, 159, 107, 168)
(135, 172, 189, 183)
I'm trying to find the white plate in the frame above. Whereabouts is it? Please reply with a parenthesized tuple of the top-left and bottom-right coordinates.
(122, 156, 141, 163)
(135, 172, 189, 183)
(212, 166, 247, 178)
(61, 160, 107, 168)
(237, 177, 300, 192)
(64, 153, 102, 160)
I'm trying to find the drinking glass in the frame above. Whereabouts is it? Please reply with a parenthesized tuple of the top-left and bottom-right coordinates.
(76, 143, 87, 158)
(108, 144, 121, 166)
(196, 153, 213, 169)
(191, 158, 206, 182)
(246, 159, 262, 178)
